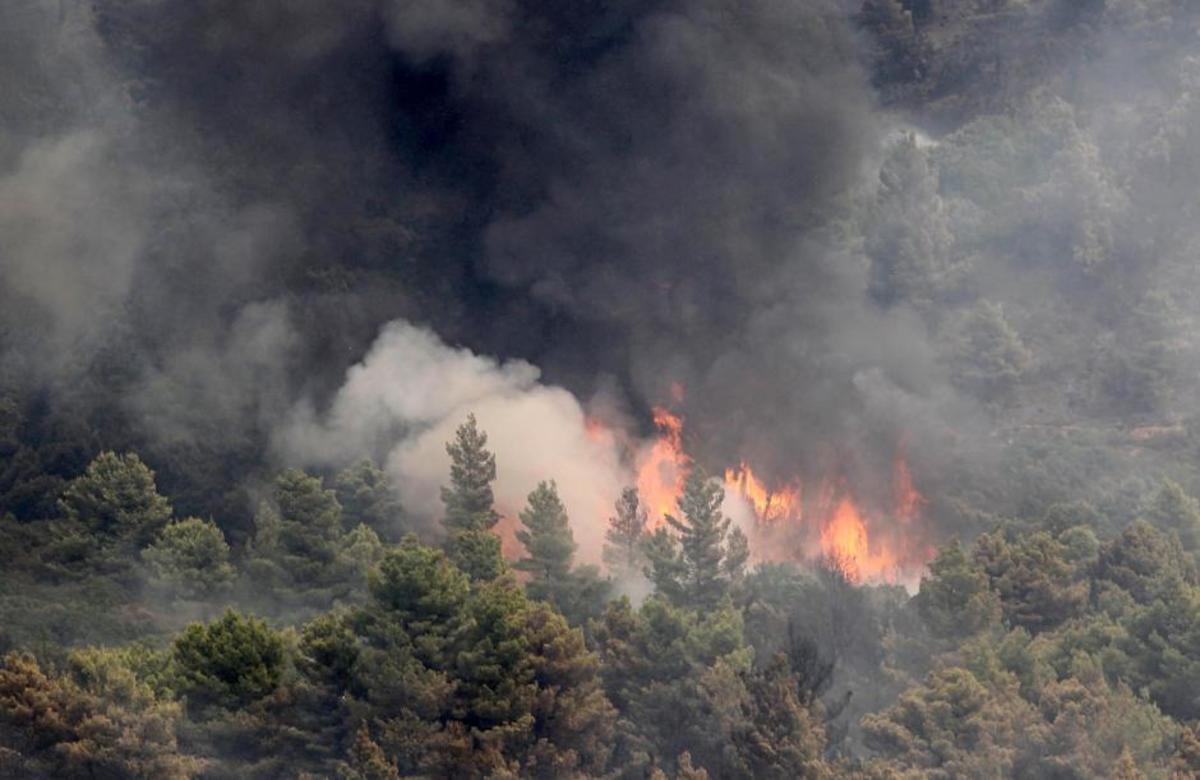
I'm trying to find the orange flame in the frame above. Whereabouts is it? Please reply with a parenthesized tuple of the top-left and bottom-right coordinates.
(723, 463, 800, 524)
(819, 497, 899, 582)
(635, 407, 690, 527)
(617, 406, 934, 585)
(720, 456, 932, 584)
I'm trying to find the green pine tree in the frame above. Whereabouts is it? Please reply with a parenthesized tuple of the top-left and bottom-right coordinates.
(59, 451, 172, 548)
(515, 481, 576, 594)
(515, 481, 610, 624)
(335, 459, 405, 542)
(440, 415, 504, 580)
(604, 486, 648, 578)
(172, 609, 285, 712)
(441, 414, 500, 533)
(916, 539, 1001, 638)
(646, 469, 749, 610)
(143, 516, 236, 599)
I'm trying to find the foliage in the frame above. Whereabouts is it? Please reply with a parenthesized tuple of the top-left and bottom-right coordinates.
(1141, 479, 1200, 551)
(43, 451, 174, 583)
(515, 481, 610, 625)
(59, 451, 172, 547)
(973, 530, 1088, 633)
(1095, 520, 1196, 606)
(645, 469, 749, 611)
(244, 469, 379, 607)
(0, 651, 197, 778)
(916, 539, 1001, 638)
(143, 516, 236, 599)
(950, 301, 1031, 404)
(172, 609, 285, 712)
(515, 481, 576, 589)
(440, 414, 504, 581)
(441, 414, 500, 534)
(335, 459, 405, 543)
(604, 486, 649, 579)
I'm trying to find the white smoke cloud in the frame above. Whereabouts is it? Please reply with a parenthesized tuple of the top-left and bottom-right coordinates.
(278, 320, 632, 562)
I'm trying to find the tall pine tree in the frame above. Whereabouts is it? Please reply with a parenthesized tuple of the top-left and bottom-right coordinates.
(645, 468, 749, 610)
(441, 414, 500, 533)
(603, 486, 648, 578)
(440, 415, 504, 581)
(515, 481, 609, 624)
(515, 481, 575, 592)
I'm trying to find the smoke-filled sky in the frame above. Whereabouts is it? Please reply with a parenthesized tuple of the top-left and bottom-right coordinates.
(4, 0, 1200, 547)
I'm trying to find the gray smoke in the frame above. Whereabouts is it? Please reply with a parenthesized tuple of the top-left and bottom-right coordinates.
(6, 0, 1198, 550)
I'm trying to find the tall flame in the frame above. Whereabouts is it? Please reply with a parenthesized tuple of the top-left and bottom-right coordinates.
(635, 406, 690, 527)
(819, 497, 899, 582)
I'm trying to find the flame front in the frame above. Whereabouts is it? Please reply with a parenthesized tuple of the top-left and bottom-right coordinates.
(721, 458, 932, 585)
(622, 406, 934, 584)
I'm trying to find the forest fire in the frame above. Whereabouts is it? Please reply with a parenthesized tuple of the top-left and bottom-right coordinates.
(723, 462, 928, 584)
(626, 405, 934, 584)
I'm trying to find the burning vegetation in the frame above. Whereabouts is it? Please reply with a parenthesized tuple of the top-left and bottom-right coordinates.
(9, 0, 1200, 777)
(615, 403, 935, 585)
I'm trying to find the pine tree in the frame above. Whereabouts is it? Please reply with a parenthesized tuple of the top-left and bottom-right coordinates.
(143, 516, 236, 599)
(246, 469, 350, 594)
(440, 415, 504, 580)
(604, 486, 648, 577)
(646, 469, 748, 610)
(1143, 479, 1200, 551)
(335, 459, 405, 542)
(515, 481, 575, 593)
(45, 451, 174, 583)
(731, 654, 830, 778)
(446, 528, 505, 582)
(59, 451, 172, 548)
(0, 652, 197, 778)
(274, 469, 344, 561)
(515, 482, 610, 624)
(172, 609, 285, 712)
(1113, 746, 1146, 780)
(916, 539, 1000, 638)
(441, 414, 500, 533)
(950, 300, 1031, 403)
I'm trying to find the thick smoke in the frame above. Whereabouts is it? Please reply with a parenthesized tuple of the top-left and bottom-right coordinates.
(10, 0, 1198, 555)
(0, 3, 918, 467)
(279, 321, 632, 560)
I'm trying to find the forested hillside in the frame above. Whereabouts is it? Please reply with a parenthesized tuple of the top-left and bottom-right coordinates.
(4, 0, 1200, 777)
